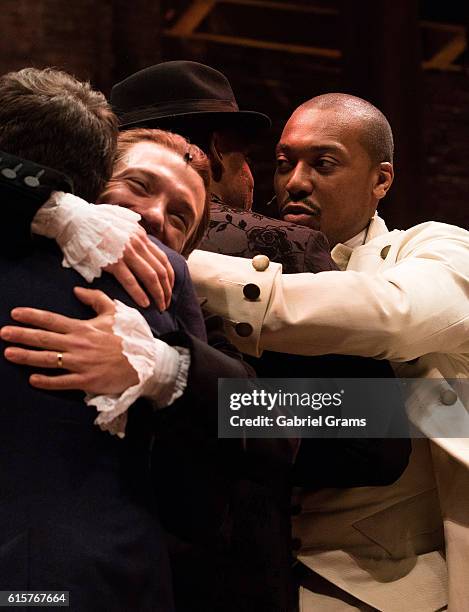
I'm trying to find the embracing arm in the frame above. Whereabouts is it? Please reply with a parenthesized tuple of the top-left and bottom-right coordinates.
(0, 289, 296, 464)
(0, 289, 249, 434)
(188, 222, 469, 361)
(0, 288, 186, 436)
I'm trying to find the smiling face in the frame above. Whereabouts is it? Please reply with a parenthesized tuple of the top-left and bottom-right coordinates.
(274, 106, 385, 247)
(98, 141, 206, 254)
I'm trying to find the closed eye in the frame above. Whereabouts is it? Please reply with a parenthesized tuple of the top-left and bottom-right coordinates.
(127, 177, 148, 193)
(170, 212, 188, 230)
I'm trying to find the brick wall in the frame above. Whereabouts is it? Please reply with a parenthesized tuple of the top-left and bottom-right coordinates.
(0, 0, 160, 95)
(0, 1, 114, 91)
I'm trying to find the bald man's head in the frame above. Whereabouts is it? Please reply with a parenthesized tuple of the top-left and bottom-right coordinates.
(298, 93, 394, 165)
(274, 93, 394, 247)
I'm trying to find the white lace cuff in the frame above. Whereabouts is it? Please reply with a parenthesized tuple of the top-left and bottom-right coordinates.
(85, 300, 190, 438)
(31, 191, 142, 282)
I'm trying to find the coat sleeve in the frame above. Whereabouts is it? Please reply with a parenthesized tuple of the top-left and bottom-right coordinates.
(188, 222, 469, 361)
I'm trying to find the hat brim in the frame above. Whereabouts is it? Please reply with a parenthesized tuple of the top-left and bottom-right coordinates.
(119, 109, 271, 134)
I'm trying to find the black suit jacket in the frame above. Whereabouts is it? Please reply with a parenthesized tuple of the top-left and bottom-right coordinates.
(0, 154, 208, 611)
(0, 151, 73, 256)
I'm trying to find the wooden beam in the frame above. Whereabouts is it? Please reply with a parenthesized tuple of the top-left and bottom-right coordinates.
(167, 0, 216, 36)
(166, 4, 464, 72)
(164, 30, 341, 58)
(217, 0, 338, 15)
(423, 34, 466, 70)
(420, 21, 465, 35)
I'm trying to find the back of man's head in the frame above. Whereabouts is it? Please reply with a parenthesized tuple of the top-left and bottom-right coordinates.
(0, 67, 118, 202)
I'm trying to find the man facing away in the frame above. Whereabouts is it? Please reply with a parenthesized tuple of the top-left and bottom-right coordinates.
(0, 67, 213, 611)
(188, 93, 469, 611)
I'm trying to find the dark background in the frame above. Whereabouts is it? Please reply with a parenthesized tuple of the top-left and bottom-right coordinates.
(1, 0, 468, 230)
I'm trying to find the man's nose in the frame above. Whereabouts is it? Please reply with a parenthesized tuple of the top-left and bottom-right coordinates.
(285, 163, 313, 200)
(145, 200, 166, 238)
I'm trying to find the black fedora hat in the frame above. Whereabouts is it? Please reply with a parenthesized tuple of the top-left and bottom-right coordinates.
(111, 61, 271, 133)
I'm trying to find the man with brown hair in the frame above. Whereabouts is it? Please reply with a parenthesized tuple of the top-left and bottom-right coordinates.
(0, 69, 300, 611)
(0, 68, 116, 202)
(1, 67, 176, 311)
(0, 67, 214, 610)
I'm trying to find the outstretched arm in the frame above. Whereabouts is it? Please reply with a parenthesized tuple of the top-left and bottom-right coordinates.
(188, 222, 469, 361)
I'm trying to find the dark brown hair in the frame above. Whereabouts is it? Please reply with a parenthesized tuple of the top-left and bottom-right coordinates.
(115, 128, 211, 256)
(0, 67, 118, 201)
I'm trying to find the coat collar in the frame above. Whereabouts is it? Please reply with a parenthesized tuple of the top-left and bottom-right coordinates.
(365, 214, 389, 243)
(331, 214, 389, 270)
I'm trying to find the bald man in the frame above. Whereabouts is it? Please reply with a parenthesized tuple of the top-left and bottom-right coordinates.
(188, 94, 469, 611)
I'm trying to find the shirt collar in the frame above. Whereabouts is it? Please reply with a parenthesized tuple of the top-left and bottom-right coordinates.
(331, 214, 389, 270)
(344, 227, 368, 249)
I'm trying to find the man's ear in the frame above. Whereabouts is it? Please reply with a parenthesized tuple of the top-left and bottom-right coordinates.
(208, 132, 224, 183)
(373, 162, 394, 200)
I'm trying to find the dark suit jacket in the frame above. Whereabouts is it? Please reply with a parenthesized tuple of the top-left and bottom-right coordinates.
(201, 199, 338, 274)
(0, 237, 202, 610)
(0, 151, 74, 257)
(0, 154, 209, 610)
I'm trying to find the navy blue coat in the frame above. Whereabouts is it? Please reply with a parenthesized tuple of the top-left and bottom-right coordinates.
(0, 228, 204, 611)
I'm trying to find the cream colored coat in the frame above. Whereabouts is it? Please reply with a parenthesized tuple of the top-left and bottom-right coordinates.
(188, 216, 469, 611)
